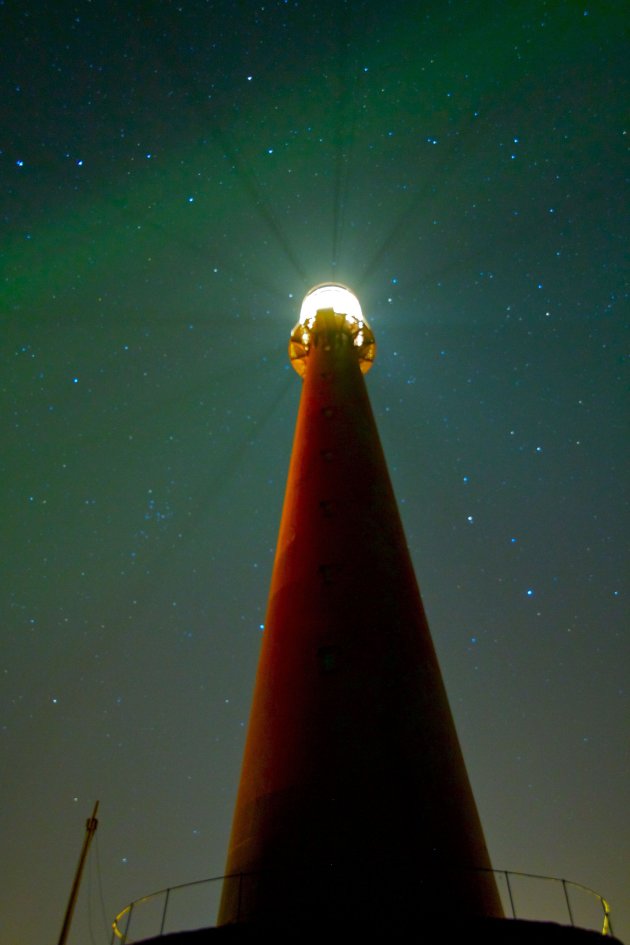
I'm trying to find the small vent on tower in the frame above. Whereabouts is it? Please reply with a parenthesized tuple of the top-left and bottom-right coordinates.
(317, 645, 339, 673)
(318, 563, 339, 585)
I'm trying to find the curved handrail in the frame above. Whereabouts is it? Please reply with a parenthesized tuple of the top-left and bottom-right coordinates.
(111, 867, 614, 942)
(112, 873, 226, 940)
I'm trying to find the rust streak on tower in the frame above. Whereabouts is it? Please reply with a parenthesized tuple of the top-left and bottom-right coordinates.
(219, 284, 503, 928)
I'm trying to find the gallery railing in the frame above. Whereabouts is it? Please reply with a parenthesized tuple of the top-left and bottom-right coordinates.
(111, 867, 614, 943)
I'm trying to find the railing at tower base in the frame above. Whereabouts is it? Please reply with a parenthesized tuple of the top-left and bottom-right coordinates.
(112, 867, 614, 943)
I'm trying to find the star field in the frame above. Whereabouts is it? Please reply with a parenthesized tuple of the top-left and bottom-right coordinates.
(1, 2, 628, 943)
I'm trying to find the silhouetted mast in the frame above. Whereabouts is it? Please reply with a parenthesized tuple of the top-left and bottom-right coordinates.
(57, 800, 99, 945)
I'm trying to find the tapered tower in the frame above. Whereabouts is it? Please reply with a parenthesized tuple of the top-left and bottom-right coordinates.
(219, 284, 503, 929)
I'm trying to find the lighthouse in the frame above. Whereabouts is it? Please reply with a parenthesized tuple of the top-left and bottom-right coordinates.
(218, 284, 503, 929)
(112, 284, 620, 943)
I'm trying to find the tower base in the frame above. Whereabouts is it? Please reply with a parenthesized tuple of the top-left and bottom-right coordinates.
(134, 918, 623, 945)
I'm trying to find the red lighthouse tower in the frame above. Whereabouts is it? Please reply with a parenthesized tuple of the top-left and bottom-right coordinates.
(218, 284, 503, 929)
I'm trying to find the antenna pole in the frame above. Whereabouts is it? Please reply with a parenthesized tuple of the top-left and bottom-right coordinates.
(57, 801, 99, 945)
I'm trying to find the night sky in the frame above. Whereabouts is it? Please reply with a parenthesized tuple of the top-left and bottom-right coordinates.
(2, 1, 628, 942)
